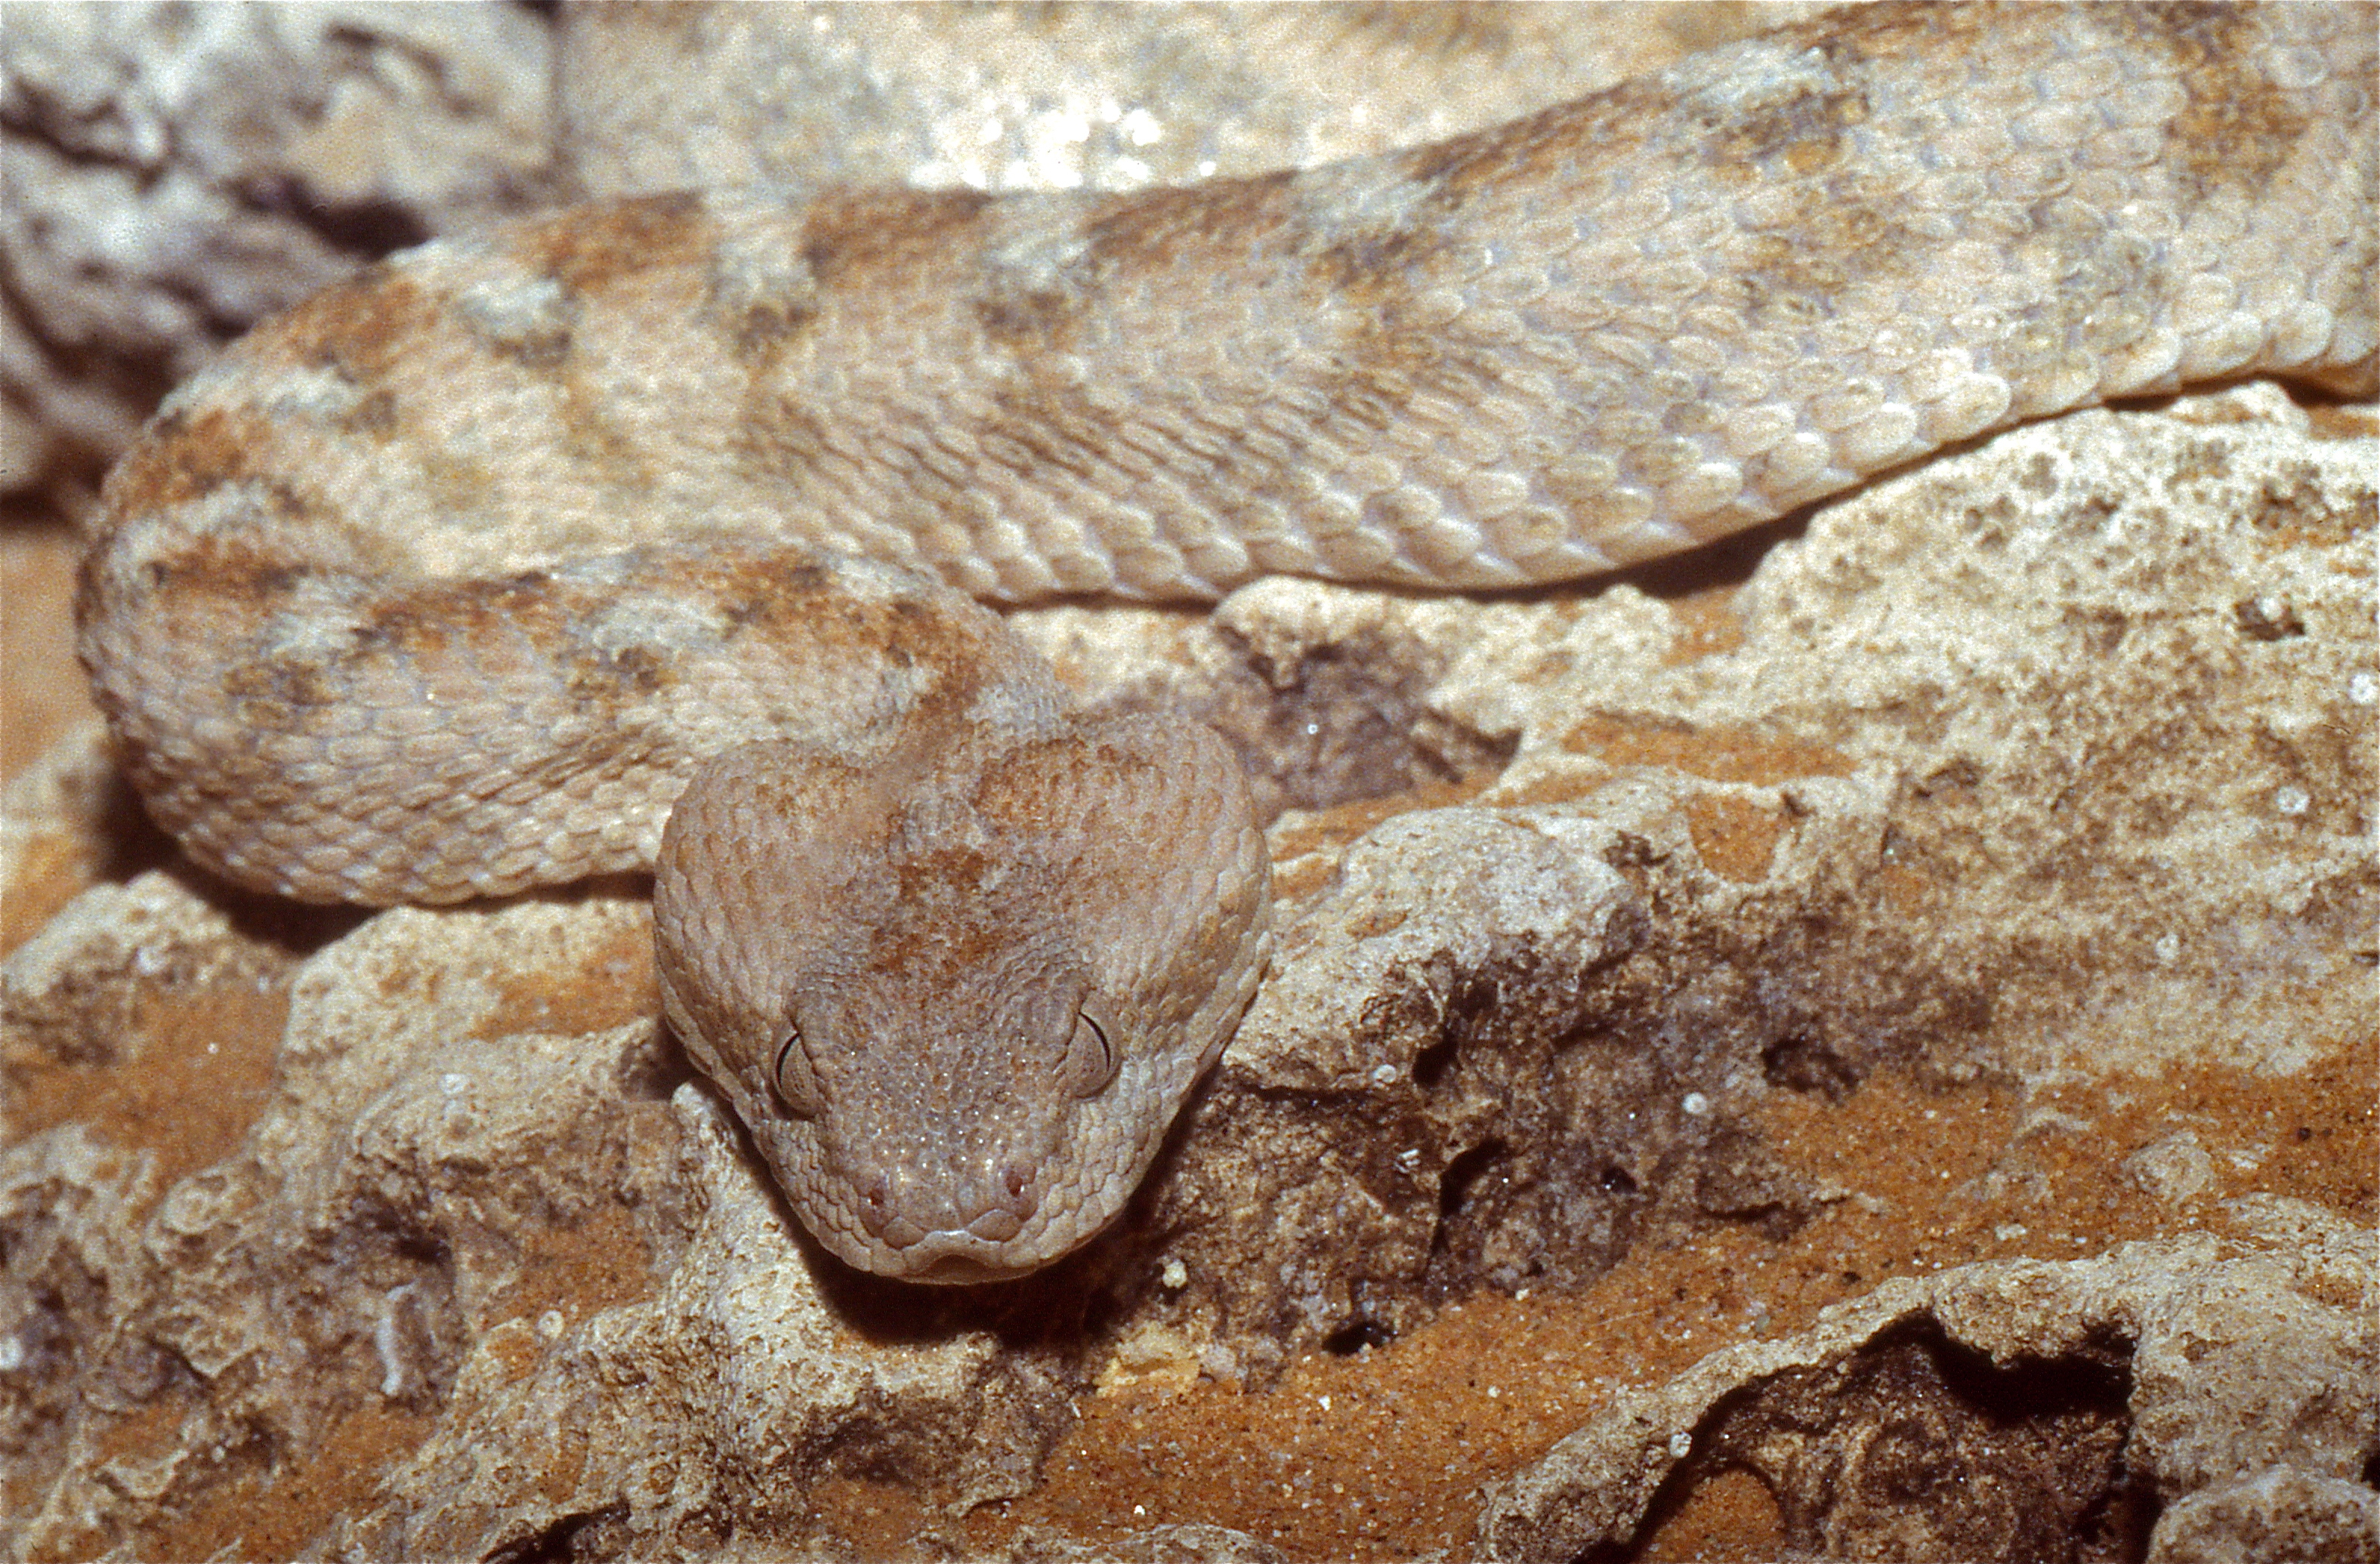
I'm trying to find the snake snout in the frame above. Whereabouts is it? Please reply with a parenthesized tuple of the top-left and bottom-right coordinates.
(860, 1163, 1041, 1251)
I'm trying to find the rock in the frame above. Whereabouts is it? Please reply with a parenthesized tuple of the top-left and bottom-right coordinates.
(4, 4, 2372, 1556)
(2153, 1469, 2380, 1564)
(2129, 1132, 2219, 1206)
(1480, 1205, 2376, 1562)
(2, 1, 557, 498)
(4, 881, 1079, 1558)
(8, 380, 2369, 1559)
(1006, 381, 2377, 1387)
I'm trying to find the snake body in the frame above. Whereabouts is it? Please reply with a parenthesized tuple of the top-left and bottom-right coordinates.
(78, 5, 2376, 1280)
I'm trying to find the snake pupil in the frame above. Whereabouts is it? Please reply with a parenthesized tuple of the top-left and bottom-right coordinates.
(773, 1026, 823, 1118)
(1068, 1008, 1116, 1097)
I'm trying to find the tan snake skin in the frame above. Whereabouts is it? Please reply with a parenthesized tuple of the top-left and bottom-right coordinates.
(78, 5, 2377, 1281)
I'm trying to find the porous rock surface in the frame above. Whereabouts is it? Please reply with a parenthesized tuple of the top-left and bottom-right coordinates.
(4, 4, 2375, 1559)
(7, 381, 2372, 1560)
(2, 0, 557, 499)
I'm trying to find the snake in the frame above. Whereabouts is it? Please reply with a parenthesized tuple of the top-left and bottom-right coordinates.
(75, 5, 2376, 1282)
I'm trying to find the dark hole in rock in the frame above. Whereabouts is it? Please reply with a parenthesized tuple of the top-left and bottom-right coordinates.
(1193, 634, 1519, 825)
(1598, 1163, 1639, 1196)
(619, 1037, 696, 1102)
(1404, 967, 1506, 1092)
(2071, 1458, 2165, 1563)
(1436, 1137, 1508, 1223)
(1412, 1029, 1460, 1090)
(1320, 1317, 1395, 1355)
(1761, 1032, 1863, 1100)
(368, 1220, 453, 1274)
(242, 175, 437, 263)
(483, 1502, 629, 1564)
(1601, 1316, 2145, 1564)
(2232, 594, 2305, 640)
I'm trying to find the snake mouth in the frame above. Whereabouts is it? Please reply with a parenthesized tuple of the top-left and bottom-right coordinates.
(862, 1228, 1054, 1286)
(907, 1249, 1040, 1285)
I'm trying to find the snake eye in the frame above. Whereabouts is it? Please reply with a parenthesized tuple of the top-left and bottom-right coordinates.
(773, 1026, 823, 1118)
(1063, 1005, 1118, 1099)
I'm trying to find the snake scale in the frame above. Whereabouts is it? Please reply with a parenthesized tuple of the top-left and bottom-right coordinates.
(76, 5, 2376, 1282)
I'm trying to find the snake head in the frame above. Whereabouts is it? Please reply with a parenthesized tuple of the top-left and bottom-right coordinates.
(654, 712, 1271, 1283)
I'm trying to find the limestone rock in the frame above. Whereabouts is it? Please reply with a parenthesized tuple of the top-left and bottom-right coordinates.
(8, 381, 2369, 1559)
(4, 880, 1079, 1558)
(4, 3, 2372, 1556)
(1481, 1205, 2376, 1561)
(2, 1, 557, 497)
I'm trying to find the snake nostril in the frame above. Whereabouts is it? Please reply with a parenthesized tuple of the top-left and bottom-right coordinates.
(999, 1168, 1041, 1221)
